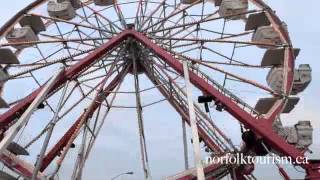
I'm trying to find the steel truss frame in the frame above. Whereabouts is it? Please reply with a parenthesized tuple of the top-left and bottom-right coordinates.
(0, 29, 319, 179)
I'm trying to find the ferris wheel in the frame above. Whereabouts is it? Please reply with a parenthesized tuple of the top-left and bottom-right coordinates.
(0, 0, 318, 179)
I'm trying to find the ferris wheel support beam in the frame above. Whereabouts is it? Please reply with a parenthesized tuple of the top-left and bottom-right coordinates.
(181, 118, 189, 170)
(0, 26, 317, 178)
(0, 31, 129, 130)
(131, 30, 284, 151)
(127, 30, 313, 174)
(130, 42, 152, 179)
(182, 60, 205, 180)
(40, 65, 129, 172)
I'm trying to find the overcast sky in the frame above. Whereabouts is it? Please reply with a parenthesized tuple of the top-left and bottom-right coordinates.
(0, 0, 319, 180)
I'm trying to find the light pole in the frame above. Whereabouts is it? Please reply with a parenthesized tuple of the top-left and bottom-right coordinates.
(110, 171, 134, 180)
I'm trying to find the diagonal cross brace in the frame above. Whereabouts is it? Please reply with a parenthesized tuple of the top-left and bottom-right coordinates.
(40, 66, 129, 172)
(143, 62, 224, 154)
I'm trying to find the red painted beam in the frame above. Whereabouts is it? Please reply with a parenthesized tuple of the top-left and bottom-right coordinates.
(129, 30, 305, 164)
(1, 150, 45, 180)
(0, 30, 130, 130)
(1, 154, 34, 177)
(40, 67, 128, 172)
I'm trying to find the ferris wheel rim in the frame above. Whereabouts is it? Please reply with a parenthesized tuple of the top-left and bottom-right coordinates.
(0, 0, 296, 138)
